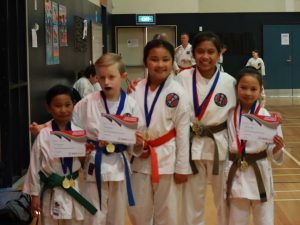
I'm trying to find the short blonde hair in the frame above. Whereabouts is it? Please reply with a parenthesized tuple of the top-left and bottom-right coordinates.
(95, 53, 126, 74)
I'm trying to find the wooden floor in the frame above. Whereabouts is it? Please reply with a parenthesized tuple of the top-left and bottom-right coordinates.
(30, 97, 300, 225)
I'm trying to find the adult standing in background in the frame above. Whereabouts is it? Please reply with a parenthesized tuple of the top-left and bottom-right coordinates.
(246, 50, 265, 76)
(175, 32, 195, 73)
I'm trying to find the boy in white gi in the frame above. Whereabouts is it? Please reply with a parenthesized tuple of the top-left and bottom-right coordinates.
(23, 84, 96, 225)
(128, 39, 191, 225)
(225, 66, 284, 225)
(176, 31, 237, 225)
(72, 53, 144, 225)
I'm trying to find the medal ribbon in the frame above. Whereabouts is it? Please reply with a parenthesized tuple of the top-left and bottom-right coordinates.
(234, 101, 261, 157)
(95, 90, 135, 209)
(192, 69, 220, 121)
(144, 80, 166, 127)
(100, 89, 126, 115)
(51, 120, 73, 175)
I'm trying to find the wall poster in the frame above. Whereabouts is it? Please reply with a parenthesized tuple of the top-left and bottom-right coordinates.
(59, 4, 68, 47)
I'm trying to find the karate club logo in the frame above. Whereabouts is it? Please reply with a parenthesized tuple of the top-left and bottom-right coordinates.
(166, 93, 179, 108)
(214, 93, 227, 107)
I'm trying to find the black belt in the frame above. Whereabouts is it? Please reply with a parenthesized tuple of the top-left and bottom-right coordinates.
(189, 122, 227, 175)
(226, 150, 268, 204)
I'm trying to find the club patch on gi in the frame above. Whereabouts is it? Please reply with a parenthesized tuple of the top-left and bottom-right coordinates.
(214, 93, 227, 107)
(166, 93, 179, 108)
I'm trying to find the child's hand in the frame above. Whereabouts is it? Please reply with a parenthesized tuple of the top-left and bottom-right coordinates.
(29, 122, 46, 137)
(273, 135, 285, 155)
(85, 142, 95, 155)
(127, 77, 142, 94)
(174, 173, 188, 184)
(31, 195, 40, 217)
(135, 130, 145, 148)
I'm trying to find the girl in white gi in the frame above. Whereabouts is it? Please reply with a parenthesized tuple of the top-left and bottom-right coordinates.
(72, 53, 144, 225)
(23, 84, 96, 225)
(176, 31, 237, 225)
(225, 66, 284, 225)
(127, 39, 191, 225)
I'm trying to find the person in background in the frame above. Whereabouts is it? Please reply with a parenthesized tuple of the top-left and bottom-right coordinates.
(246, 50, 266, 105)
(73, 64, 99, 98)
(175, 32, 195, 73)
(225, 66, 284, 225)
(217, 44, 228, 72)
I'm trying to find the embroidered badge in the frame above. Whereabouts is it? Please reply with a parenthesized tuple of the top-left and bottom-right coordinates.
(214, 93, 227, 107)
(166, 93, 179, 108)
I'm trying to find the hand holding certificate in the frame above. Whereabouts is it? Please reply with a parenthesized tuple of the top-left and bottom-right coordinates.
(239, 114, 280, 143)
(98, 113, 138, 145)
(50, 130, 87, 158)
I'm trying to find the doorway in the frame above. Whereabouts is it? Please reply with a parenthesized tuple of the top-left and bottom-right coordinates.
(263, 25, 300, 99)
(115, 25, 177, 83)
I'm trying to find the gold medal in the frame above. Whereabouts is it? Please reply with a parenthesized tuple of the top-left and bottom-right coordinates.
(62, 177, 71, 189)
(106, 143, 115, 153)
(69, 178, 75, 188)
(240, 160, 248, 171)
(192, 122, 200, 133)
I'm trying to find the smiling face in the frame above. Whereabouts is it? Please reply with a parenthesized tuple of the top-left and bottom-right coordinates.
(47, 94, 74, 128)
(237, 74, 262, 111)
(193, 40, 220, 79)
(146, 46, 173, 86)
(97, 63, 126, 101)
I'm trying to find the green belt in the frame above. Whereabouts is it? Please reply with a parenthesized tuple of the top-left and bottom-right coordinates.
(39, 171, 97, 215)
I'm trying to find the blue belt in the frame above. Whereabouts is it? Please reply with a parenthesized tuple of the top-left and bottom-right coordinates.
(88, 140, 135, 210)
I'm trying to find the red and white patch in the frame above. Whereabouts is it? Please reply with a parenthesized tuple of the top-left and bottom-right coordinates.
(166, 93, 179, 108)
(214, 93, 227, 107)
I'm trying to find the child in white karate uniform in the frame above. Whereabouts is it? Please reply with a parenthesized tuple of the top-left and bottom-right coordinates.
(176, 31, 236, 225)
(225, 66, 284, 225)
(72, 53, 144, 225)
(128, 39, 191, 225)
(23, 84, 96, 225)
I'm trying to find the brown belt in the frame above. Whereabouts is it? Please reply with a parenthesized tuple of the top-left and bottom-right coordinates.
(226, 150, 268, 204)
(189, 122, 227, 175)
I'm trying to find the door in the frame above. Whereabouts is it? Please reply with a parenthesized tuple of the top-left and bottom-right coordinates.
(263, 25, 300, 95)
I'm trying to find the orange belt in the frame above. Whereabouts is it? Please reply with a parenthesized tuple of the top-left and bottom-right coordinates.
(143, 129, 176, 183)
(179, 65, 193, 72)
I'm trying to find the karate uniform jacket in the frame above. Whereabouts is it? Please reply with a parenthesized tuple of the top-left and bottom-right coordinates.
(73, 77, 95, 98)
(130, 74, 191, 175)
(23, 121, 85, 220)
(176, 69, 237, 161)
(246, 57, 266, 76)
(225, 105, 284, 200)
(175, 43, 195, 68)
(72, 91, 143, 182)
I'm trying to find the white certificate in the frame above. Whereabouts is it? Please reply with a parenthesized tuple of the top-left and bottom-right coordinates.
(50, 130, 87, 158)
(239, 114, 280, 143)
(98, 113, 138, 145)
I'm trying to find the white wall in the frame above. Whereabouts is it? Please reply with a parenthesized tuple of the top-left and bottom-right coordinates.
(111, 0, 300, 14)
